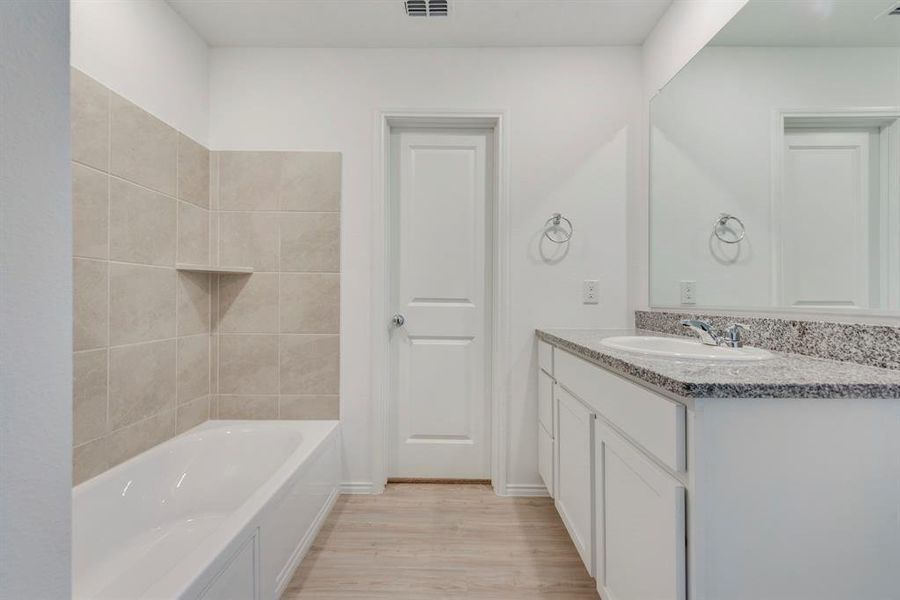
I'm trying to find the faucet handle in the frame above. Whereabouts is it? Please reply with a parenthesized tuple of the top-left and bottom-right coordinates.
(724, 323, 750, 347)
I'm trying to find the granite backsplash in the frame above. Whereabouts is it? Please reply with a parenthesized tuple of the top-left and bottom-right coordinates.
(635, 311, 900, 371)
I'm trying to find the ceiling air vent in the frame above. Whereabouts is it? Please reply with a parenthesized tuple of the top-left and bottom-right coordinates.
(404, 0, 448, 17)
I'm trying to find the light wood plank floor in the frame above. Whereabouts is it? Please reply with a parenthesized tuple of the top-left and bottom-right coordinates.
(282, 483, 599, 599)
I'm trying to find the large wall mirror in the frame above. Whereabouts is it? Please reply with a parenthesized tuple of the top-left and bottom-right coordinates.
(650, 0, 900, 315)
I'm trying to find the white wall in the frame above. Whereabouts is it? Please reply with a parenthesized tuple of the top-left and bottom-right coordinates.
(0, 2, 72, 598)
(630, 0, 749, 313)
(209, 47, 641, 488)
(641, 0, 748, 97)
(70, 0, 210, 145)
(650, 46, 900, 308)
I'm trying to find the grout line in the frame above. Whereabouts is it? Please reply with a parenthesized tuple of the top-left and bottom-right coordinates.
(277, 203, 282, 418)
(72, 161, 208, 211)
(214, 153, 220, 419)
(174, 134, 181, 433)
(215, 209, 341, 214)
(75, 332, 209, 355)
(104, 84, 112, 440)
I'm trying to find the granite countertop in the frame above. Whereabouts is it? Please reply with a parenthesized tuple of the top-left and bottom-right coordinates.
(536, 328, 900, 400)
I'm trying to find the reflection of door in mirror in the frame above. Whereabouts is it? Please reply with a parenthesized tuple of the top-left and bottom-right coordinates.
(780, 128, 879, 310)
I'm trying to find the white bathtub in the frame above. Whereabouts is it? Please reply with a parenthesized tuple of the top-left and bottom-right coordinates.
(73, 420, 341, 600)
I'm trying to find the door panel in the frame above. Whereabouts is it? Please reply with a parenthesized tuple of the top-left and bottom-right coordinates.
(597, 419, 685, 600)
(390, 129, 492, 479)
(538, 423, 554, 498)
(555, 386, 594, 576)
(782, 129, 873, 308)
(538, 369, 553, 433)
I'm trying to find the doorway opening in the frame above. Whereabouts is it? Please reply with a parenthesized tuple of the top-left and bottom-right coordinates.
(371, 112, 508, 493)
(771, 109, 900, 311)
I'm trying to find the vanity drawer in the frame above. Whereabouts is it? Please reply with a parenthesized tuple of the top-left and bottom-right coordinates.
(538, 369, 554, 432)
(538, 339, 554, 375)
(555, 349, 685, 473)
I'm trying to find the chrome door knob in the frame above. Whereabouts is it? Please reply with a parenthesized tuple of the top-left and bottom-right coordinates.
(391, 314, 406, 327)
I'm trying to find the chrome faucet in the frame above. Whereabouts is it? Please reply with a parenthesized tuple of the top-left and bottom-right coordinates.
(680, 319, 720, 346)
(680, 319, 751, 348)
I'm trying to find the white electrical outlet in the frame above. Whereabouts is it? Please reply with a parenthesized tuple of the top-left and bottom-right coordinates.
(583, 280, 600, 304)
(680, 280, 697, 305)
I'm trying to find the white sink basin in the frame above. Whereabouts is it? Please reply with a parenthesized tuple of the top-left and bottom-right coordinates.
(600, 336, 774, 362)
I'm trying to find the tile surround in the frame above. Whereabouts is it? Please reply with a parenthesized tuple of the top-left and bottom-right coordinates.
(108, 263, 176, 346)
(217, 273, 279, 334)
(177, 133, 210, 208)
(177, 396, 211, 433)
(209, 150, 342, 421)
(72, 163, 108, 259)
(177, 334, 211, 404)
(279, 212, 341, 273)
(109, 178, 176, 266)
(71, 71, 342, 484)
(73, 258, 108, 351)
(71, 69, 212, 484)
(280, 273, 340, 333)
(177, 271, 211, 336)
(279, 335, 340, 395)
(73, 349, 108, 446)
(217, 395, 279, 420)
(217, 212, 280, 271)
(217, 334, 280, 395)
(109, 92, 177, 196)
(71, 69, 109, 171)
(177, 201, 210, 266)
(108, 339, 176, 430)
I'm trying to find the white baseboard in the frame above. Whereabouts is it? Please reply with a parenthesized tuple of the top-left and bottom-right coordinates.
(504, 483, 550, 497)
(274, 486, 339, 598)
(340, 481, 383, 495)
(341, 481, 546, 497)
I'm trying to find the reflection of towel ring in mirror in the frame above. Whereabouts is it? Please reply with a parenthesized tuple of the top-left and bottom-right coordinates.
(544, 213, 573, 244)
(714, 213, 745, 244)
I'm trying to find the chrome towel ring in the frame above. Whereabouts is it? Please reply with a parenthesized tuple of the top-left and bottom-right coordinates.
(544, 213, 573, 244)
(714, 213, 745, 244)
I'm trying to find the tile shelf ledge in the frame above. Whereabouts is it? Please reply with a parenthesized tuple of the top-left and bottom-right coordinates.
(175, 264, 254, 274)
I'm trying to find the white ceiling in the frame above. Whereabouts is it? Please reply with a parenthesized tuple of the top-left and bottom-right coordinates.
(712, 0, 900, 47)
(166, 0, 672, 48)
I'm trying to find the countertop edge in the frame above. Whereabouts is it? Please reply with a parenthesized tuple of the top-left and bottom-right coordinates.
(536, 329, 900, 401)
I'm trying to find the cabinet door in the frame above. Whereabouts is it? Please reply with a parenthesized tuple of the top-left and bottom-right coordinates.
(538, 369, 553, 433)
(538, 423, 554, 497)
(596, 419, 685, 600)
(555, 386, 594, 576)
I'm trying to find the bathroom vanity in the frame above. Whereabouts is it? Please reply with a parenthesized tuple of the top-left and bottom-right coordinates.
(536, 329, 900, 600)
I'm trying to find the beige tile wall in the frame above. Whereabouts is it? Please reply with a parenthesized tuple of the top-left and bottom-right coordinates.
(71, 69, 212, 484)
(70, 70, 342, 484)
(210, 151, 341, 422)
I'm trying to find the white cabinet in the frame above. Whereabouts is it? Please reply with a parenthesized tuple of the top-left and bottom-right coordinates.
(595, 419, 685, 600)
(555, 386, 594, 576)
(538, 423, 554, 497)
(538, 369, 553, 433)
(542, 337, 900, 600)
(538, 369, 555, 496)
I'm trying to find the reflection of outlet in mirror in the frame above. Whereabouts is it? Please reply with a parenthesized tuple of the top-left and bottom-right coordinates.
(583, 280, 599, 304)
(680, 280, 696, 305)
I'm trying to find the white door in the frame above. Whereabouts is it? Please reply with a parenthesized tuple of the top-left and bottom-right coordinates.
(389, 128, 492, 479)
(781, 128, 876, 308)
